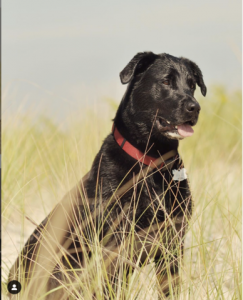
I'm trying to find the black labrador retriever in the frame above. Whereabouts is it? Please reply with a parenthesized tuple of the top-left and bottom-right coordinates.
(9, 52, 206, 299)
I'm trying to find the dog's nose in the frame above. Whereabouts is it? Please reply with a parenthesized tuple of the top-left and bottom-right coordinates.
(185, 101, 201, 114)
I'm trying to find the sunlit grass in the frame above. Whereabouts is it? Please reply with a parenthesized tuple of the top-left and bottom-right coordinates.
(2, 86, 241, 299)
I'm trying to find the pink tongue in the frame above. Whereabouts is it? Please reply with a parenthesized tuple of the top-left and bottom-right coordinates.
(177, 124, 194, 137)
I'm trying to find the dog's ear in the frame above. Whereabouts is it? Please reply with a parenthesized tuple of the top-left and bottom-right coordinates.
(120, 52, 158, 84)
(181, 58, 207, 96)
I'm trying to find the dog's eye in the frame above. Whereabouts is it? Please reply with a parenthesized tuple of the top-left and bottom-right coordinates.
(163, 80, 170, 85)
(190, 84, 195, 90)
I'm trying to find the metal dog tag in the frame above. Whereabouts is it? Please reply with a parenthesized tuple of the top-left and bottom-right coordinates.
(172, 168, 187, 181)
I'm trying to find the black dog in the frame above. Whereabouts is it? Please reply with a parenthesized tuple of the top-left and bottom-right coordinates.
(9, 52, 206, 299)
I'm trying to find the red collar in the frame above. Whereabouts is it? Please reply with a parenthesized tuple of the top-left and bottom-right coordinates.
(112, 123, 163, 166)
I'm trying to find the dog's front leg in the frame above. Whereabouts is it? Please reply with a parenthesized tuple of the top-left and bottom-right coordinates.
(154, 253, 181, 299)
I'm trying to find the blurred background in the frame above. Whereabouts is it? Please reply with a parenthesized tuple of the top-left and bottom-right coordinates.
(3, 0, 241, 123)
(2, 2, 242, 299)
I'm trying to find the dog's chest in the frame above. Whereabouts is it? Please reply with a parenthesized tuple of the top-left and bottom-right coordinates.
(133, 170, 176, 226)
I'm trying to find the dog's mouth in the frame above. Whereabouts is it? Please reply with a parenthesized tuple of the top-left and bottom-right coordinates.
(156, 117, 194, 139)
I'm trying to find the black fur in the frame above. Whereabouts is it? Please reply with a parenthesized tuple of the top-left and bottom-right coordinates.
(10, 52, 206, 299)
(86, 51, 206, 240)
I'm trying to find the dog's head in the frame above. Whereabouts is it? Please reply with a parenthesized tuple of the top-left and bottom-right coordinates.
(118, 52, 206, 141)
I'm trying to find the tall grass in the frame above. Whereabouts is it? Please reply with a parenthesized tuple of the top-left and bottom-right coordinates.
(2, 86, 241, 299)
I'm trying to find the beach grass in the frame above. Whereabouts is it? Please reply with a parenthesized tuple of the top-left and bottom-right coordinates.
(2, 86, 241, 299)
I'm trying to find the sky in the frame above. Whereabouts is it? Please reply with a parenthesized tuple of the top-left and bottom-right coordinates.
(3, 0, 242, 122)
